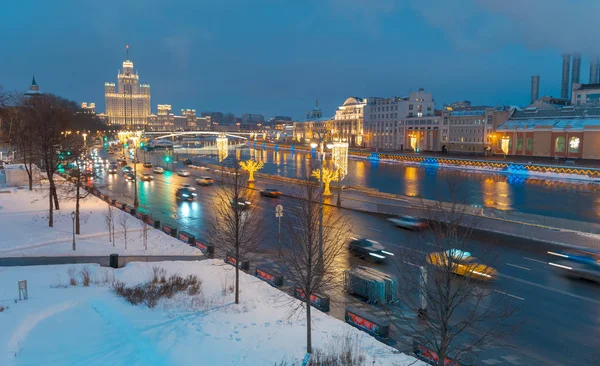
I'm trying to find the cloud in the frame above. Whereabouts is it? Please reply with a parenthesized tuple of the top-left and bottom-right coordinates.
(410, 0, 600, 55)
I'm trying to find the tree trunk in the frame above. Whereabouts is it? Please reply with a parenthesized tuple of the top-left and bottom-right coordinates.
(52, 184, 59, 210)
(75, 183, 81, 235)
(48, 184, 54, 227)
(235, 248, 240, 304)
(306, 297, 312, 354)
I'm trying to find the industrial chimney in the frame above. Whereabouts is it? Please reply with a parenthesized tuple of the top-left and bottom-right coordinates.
(561, 53, 571, 99)
(590, 57, 599, 84)
(531, 75, 540, 103)
(571, 53, 581, 85)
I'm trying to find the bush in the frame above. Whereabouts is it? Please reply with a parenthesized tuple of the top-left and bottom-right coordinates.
(0, 305, 6, 312)
(67, 266, 78, 286)
(306, 335, 368, 366)
(112, 271, 203, 308)
(80, 266, 91, 287)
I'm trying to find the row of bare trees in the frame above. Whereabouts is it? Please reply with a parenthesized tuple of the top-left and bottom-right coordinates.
(208, 156, 517, 364)
(0, 88, 107, 229)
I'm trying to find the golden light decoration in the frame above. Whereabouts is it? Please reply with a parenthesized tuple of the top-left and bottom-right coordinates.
(239, 159, 264, 182)
(311, 167, 339, 196)
(216, 134, 229, 162)
(501, 136, 510, 155)
(331, 140, 349, 178)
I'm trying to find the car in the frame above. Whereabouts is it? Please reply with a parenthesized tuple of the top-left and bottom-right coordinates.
(143, 162, 153, 168)
(124, 172, 135, 181)
(548, 249, 600, 283)
(180, 183, 192, 189)
(176, 187, 197, 201)
(132, 158, 140, 163)
(177, 169, 190, 177)
(426, 249, 497, 281)
(153, 167, 165, 174)
(348, 238, 394, 262)
(109, 161, 118, 167)
(140, 173, 153, 182)
(230, 197, 251, 209)
(108, 150, 115, 155)
(195, 177, 214, 186)
(184, 158, 193, 165)
(260, 188, 282, 198)
(122, 166, 132, 173)
(107, 167, 118, 174)
(387, 215, 427, 230)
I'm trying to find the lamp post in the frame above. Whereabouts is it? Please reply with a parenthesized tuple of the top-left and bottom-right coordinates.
(310, 130, 333, 270)
(71, 211, 76, 251)
(132, 136, 139, 208)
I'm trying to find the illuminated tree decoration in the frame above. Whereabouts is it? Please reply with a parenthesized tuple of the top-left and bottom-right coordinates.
(216, 134, 229, 162)
(311, 167, 339, 196)
(331, 141, 349, 178)
(501, 136, 510, 155)
(239, 159, 264, 182)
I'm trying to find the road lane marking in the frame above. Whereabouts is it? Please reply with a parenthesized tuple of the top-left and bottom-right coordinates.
(498, 273, 600, 305)
(506, 263, 531, 271)
(403, 261, 420, 268)
(494, 290, 525, 301)
(523, 257, 546, 264)
(368, 227, 382, 232)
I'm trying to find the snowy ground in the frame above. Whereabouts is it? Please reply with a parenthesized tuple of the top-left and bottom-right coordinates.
(0, 185, 200, 257)
(0, 261, 421, 366)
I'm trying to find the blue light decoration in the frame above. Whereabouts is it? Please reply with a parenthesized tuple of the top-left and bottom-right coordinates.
(367, 153, 380, 161)
(261, 142, 266, 149)
(311, 147, 317, 159)
(253, 141, 257, 148)
(291, 145, 295, 152)
(274, 143, 279, 151)
(420, 157, 439, 166)
(501, 164, 529, 175)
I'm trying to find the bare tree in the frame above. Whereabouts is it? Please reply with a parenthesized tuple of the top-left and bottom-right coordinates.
(208, 156, 264, 305)
(387, 196, 517, 365)
(140, 216, 150, 251)
(104, 206, 116, 246)
(119, 213, 130, 250)
(25, 95, 73, 226)
(279, 180, 349, 354)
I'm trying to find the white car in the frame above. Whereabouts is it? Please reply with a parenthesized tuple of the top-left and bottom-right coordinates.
(153, 167, 165, 174)
(387, 215, 427, 230)
(196, 177, 214, 186)
(177, 169, 190, 177)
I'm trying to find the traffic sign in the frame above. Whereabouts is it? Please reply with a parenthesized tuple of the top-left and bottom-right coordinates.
(275, 204, 283, 217)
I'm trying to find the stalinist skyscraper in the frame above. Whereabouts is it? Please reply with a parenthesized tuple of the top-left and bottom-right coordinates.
(104, 45, 151, 128)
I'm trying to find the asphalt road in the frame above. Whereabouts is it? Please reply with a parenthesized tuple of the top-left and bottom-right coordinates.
(92, 149, 600, 365)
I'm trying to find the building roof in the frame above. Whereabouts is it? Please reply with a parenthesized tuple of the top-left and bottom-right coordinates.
(497, 118, 600, 131)
(295, 116, 334, 123)
(31, 75, 37, 86)
(511, 106, 600, 120)
(575, 83, 600, 91)
(342, 97, 365, 106)
(450, 109, 488, 116)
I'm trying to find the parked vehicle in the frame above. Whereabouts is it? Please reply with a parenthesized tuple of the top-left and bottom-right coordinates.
(153, 167, 165, 174)
(143, 162, 153, 168)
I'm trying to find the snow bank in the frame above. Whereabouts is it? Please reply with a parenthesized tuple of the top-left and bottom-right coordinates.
(0, 261, 421, 366)
(0, 186, 200, 257)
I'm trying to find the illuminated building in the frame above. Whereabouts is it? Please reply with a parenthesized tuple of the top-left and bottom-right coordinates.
(24, 76, 41, 97)
(334, 97, 366, 147)
(496, 106, 600, 160)
(104, 46, 151, 128)
(441, 107, 510, 154)
(147, 105, 174, 131)
(80, 102, 96, 114)
(364, 89, 436, 150)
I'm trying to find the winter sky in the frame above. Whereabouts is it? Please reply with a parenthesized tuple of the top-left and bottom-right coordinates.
(1, 0, 599, 119)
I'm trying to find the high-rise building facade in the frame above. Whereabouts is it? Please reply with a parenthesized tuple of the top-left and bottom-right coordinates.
(104, 54, 151, 128)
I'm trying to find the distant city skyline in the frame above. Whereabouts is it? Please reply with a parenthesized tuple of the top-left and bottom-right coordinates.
(2, 1, 600, 119)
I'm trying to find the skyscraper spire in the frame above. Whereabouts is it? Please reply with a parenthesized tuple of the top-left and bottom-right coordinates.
(126, 44, 129, 60)
(316, 98, 319, 108)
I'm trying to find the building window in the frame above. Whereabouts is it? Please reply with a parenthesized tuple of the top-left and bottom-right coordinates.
(555, 136, 565, 153)
(409, 105, 413, 110)
(569, 136, 580, 153)
(516, 137, 523, 151)
(526, 137, 533, 152)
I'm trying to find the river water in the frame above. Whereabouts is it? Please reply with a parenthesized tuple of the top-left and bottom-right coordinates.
(184, 147, 600, 224)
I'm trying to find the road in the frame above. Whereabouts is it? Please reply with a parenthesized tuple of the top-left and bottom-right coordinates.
(92, 148, 600, 365)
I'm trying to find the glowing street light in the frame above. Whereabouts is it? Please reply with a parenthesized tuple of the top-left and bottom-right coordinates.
(501, 136, 510, 157)
(82, 132, 88, 148)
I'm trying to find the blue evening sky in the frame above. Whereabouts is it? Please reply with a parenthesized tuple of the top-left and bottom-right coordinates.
(1, 0, 599, 119)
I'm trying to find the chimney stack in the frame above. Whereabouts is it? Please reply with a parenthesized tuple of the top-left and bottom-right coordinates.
(531, 75, 540, 103)
(590, 57, 599, 84)
(571, 53, 581, 85)
(561, 53, 571, 99)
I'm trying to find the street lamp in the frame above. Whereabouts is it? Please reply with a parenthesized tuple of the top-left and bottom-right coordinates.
(82, 132, 88, 148)
(131, 136, 139, 208)
(71, 211, 76, 251)
(310, 129, 333, 270)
